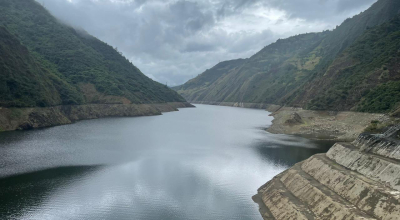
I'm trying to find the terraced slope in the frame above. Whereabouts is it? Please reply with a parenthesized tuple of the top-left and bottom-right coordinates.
(254, 129, 400, 220)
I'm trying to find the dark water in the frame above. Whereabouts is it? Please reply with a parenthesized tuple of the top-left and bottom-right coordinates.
(0, 104, 335, 220)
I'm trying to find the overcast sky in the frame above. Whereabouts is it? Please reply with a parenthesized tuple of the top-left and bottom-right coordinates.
(37, 0, 377, 86)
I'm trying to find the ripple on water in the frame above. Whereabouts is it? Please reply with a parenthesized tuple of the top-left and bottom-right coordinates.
(0, 105, 334, 220)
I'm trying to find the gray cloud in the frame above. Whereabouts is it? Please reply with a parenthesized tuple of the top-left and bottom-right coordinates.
(37, 0, 377, 86)
(336, 0, 377, 12)
(182, 42, 217, 53)
(264, 0, 376, 22)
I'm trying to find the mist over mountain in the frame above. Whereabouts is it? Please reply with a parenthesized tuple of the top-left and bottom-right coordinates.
(0, 0, 185, 107)
(36, 0, 377, 86)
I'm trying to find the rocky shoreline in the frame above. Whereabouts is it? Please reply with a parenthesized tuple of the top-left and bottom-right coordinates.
(191, 101, 282, 112)
(254, 127, 400, 220)
(267, 108, 391, 141)
(0, 102, 194, 132)
(191, 101, 392, 141)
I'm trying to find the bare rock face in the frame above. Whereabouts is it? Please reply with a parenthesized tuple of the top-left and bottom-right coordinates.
(254, 125, 400, 220)
(284, 112, 304, 126)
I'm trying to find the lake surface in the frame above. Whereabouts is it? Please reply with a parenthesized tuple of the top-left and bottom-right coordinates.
(0, 104, 335, 220)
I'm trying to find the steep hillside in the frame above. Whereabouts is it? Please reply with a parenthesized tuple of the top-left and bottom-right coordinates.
(175, 32, 330, 103)
(175, 0, 400, 113)
(0, 0, 185, 108)
(172, 58, 247, 101)
(0, 26, 81, 107)
(296, 15, 400, 112)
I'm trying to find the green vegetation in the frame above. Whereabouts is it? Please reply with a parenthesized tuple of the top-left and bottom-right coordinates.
(307, 14, 400, 112)
(0, 26, 76, 107)
(175, 32, 330, 103)
(364, 119, 400, 134)
(358, 82, 400, 112)
(173, 59, 247, 101)
(0, 0, 185, 108)
(364, 121, 384, 133)
(9, 108, 23, 120)
(175, 0, 400, 113)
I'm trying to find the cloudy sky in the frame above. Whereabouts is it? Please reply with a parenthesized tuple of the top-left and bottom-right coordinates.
(37, 0, 377, 86)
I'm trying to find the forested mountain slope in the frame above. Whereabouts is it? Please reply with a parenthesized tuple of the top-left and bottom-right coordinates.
(175, 0, 400, 113)
(294, 15, 400, 112)
(0, 0, 185, 108)
(173, 58, 247, 101)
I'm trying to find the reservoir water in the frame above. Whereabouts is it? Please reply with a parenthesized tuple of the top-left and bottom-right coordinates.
(0, 104, 334, 220)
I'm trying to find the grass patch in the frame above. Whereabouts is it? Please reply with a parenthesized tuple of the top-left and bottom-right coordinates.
(364, 119, 400, 134)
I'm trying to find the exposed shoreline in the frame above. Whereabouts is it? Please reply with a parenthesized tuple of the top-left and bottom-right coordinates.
(2, 100, 392, 140)
(0, 102, 194, 132)
(267, 107, 390, 142)
(191, 101, 391, 141)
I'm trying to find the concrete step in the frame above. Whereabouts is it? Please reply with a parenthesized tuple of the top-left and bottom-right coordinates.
(327, 142, 400, 191)
(252, 193, 276, 220)
(280, 163, 376, 220)
(259, 175, 316, 220)
(302, 154, 400, 220)
(354, 134, 400, 161)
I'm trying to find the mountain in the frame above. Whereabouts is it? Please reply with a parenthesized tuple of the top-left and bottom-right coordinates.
(173, 58, 247, 101)
(174, 0, 400, 113)
(0, 0, 185, 108)
(175, 32, 330, 103)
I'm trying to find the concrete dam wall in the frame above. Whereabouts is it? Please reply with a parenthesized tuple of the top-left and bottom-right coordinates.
(254, 126, 400, 220)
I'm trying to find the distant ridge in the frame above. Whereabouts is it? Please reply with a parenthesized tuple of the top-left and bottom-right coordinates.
(175, 0, 400, 113)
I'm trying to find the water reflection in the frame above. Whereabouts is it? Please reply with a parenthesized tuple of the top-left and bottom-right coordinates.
(0, 104, 334, 220)
(254, 137, 335, 167)
(0, 165, 101, 220)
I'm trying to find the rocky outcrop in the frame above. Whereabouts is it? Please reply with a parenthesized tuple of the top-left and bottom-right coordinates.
(254, 126, 400, 220)
(0, 102, 194, 131)
(284, 112, 304, 126)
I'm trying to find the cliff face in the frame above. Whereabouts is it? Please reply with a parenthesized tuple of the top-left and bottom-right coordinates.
(0, 102, 194, 132)
(254, 126, 400, 220)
